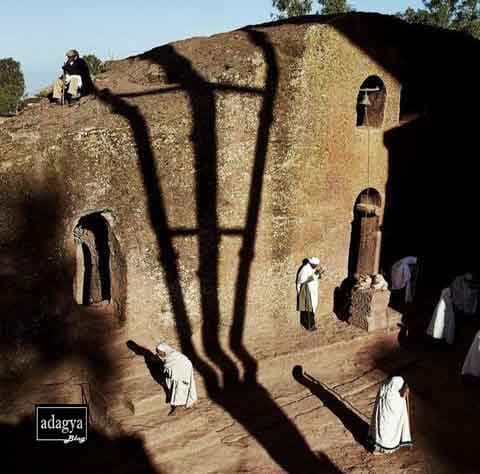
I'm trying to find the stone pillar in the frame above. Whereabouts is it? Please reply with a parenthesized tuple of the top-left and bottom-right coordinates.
(356, 215, 380, 275)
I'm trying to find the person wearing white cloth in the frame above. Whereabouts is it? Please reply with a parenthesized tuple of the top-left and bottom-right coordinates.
(461, 330, 480, 379)
(296, 257, 324, 331)
(391, 256, 417, 303)
(368, 376, 412, 454)
(156, 342, 197, 416)
(426, 287, 455, 344)
(450, 273, 478, 317)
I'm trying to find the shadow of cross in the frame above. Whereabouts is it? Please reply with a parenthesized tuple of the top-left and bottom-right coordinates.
(95, 27, 329, 472)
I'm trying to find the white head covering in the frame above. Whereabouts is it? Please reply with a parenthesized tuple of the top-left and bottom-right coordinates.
(309, 257, 320, 265)
(369, 375, 412, 450)
(156, 341, 197, 408)
(379, 376, 405, 398)
(156, 341, 192, 378)
(156, 342, 175, 356)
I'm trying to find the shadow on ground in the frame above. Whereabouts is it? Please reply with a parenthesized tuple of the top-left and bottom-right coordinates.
(1, 417, 160, 474)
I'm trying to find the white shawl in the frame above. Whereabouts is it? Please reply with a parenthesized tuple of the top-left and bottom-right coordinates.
(156, 343, 198, 407)
(426, 288, 455, 344)
(369, 376, 412, 451)
(462, 330, 480, 377)
(391, 256, 417, 303)
(296, 263, 319, 312)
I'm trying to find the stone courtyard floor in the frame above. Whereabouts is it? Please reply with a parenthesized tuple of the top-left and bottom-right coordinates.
(108, 314, 480, 474)
(3, 308, 480, 473)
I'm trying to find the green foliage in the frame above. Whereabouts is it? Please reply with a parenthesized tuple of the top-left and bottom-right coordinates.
(272, 0, 313, 19)
(318, 0, 352, 15)
(272, 0, 352, 18)
(83, 53, 105, 76)
(397, 0, 480, 39)
(0, 58, 25, 115)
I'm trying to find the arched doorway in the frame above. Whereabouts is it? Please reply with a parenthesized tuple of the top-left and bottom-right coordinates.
(74, 213, 111, 305)
(348, 188, 382, 277)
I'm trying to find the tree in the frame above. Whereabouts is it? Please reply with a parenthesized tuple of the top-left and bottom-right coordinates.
(453, 0, 480, 37)
(83, 53, 105, 77)
(272, 0, 313, 19)
(318, 0, 352, 15)
(0, 58, 25, 115)
(272, 0, 352, 19)
(397, 0, 480, 39)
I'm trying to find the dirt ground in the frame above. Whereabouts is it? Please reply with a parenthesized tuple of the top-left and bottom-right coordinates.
(106, 311, 480, 473)
(3, 306, 480, 474)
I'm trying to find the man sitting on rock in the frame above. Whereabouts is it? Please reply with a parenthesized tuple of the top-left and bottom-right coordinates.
(52, 49, 93, 104)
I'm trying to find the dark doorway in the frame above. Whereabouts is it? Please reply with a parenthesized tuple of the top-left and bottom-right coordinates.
(74, 213, 111, 305)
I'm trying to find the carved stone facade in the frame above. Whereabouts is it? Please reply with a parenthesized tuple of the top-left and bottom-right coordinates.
(1, 14, 480, 407)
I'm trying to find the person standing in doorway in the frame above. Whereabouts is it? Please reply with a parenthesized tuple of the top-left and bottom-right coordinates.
(296, 257, 324, 331)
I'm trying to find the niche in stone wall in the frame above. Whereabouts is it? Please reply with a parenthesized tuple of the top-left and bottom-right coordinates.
(348, 188, 382, 276)
(356, 76, 386, 128)
(74, 213, 111, 305)
(73, 211, 127, 321)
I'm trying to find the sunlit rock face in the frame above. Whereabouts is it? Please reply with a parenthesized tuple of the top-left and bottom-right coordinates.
(1, 13, 480, 427)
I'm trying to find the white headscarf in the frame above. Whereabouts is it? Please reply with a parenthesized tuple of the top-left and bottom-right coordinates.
(156, 342, 197, 407)
(426, 287, 455, 344)
(156, 342, 175, 357)
(379, 376, 405, 400)
(156, 342, 193, 382)
(309, 257, 320, 265)
(369, 376, 412, 451)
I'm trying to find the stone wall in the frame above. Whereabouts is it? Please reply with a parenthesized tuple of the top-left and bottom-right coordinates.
(288, 24, 400, 317)
(2, 13, 480, 390)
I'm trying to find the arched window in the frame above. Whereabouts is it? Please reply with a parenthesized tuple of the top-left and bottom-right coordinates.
(348, 188, 382, 276)
(356, 76, 386, 128)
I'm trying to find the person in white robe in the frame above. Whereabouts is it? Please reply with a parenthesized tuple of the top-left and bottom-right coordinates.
(296, 257, 323, 331)
(426, 287, 455, 344)
(368, 376, 412, 454)
(156, 342, 197, 415)
(450, 273, 478, 317)
(461, 330, 480, 379)
(391, 256, 417, 303)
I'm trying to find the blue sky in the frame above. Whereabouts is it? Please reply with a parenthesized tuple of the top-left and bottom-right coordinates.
(0, 1, 423, 94)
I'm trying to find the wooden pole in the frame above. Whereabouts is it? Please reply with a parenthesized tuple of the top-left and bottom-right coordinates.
(406, 388, 411, 428)
(61, 73, 66, 106)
